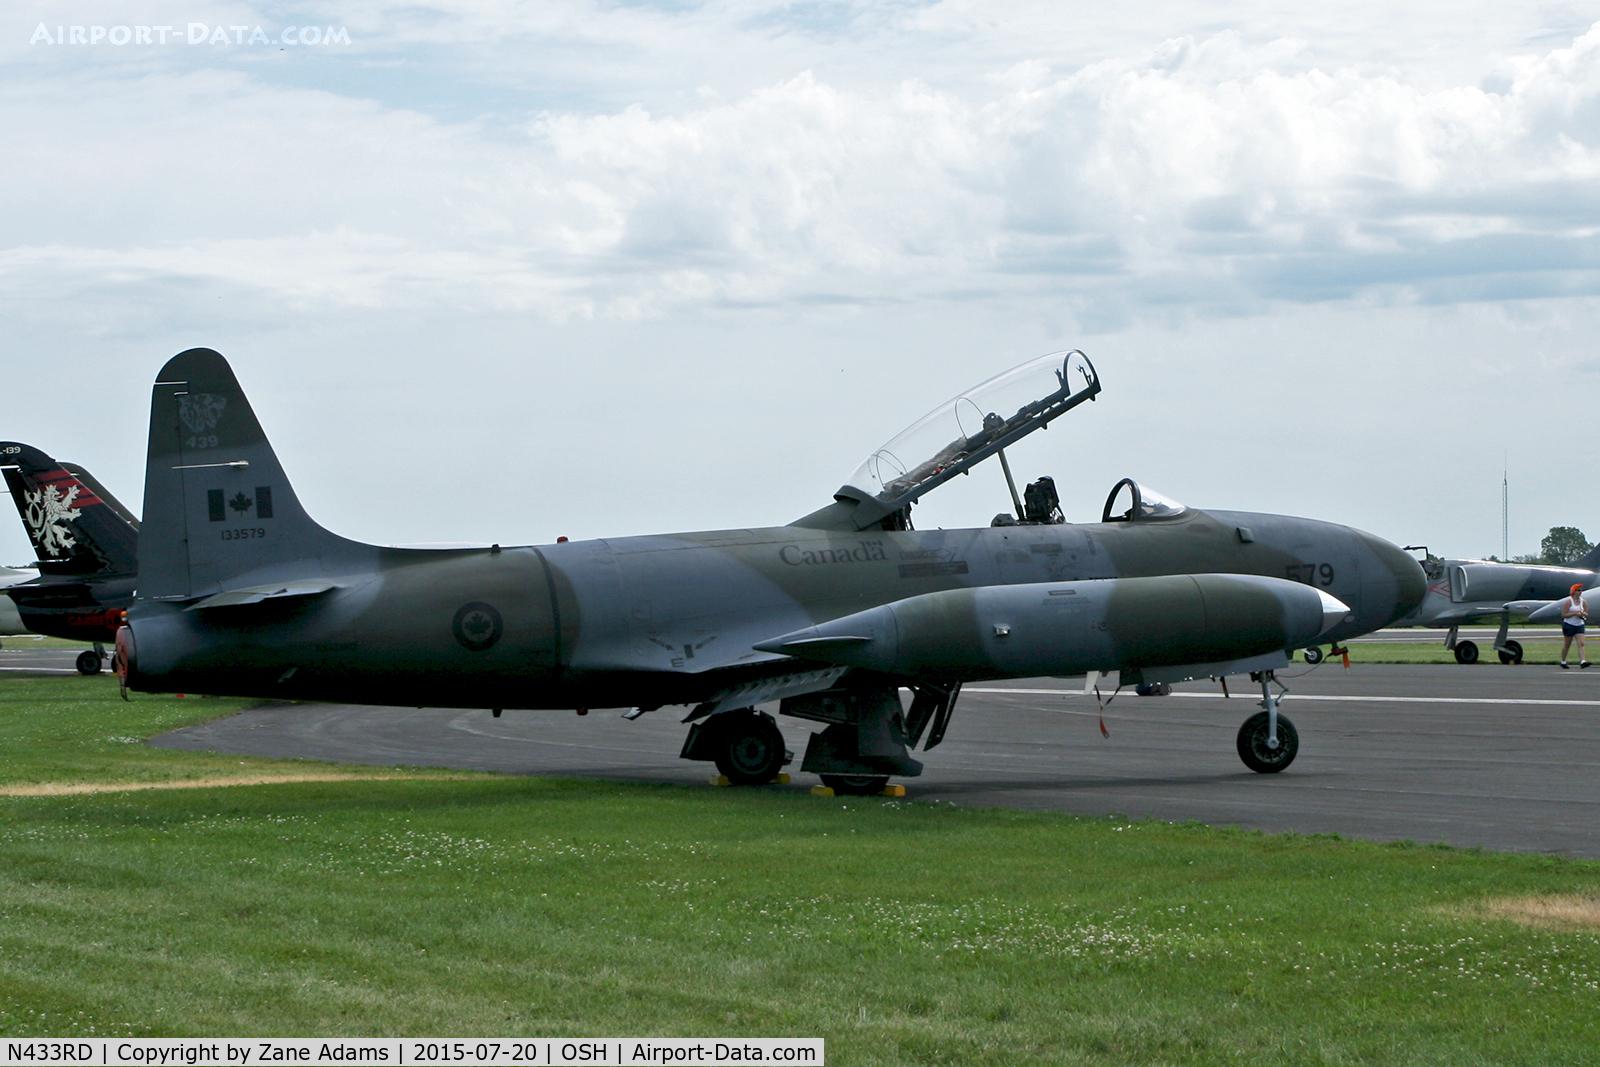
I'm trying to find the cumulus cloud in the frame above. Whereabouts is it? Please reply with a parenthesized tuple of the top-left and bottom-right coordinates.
(6, 8, 1600, 327)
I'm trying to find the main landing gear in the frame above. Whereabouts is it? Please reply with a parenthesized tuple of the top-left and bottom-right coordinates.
(1236, 671, 1298, 773)
(784, 678, 958, 796)
(1444, 615, 1524, 665)
(75, 642, 107, 676)
(676, 675, 959, 796)
(679, 709, 792, 785)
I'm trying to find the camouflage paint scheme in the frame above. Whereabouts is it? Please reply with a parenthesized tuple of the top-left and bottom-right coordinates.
(124, 349, 1424, 718)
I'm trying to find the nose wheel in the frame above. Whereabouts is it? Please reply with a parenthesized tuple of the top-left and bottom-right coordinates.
(1236, 671, 1299, 773)
(1237, 710, 1299, 772)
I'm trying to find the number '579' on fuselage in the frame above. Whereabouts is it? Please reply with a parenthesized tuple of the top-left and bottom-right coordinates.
(120, 348, 1425, 792)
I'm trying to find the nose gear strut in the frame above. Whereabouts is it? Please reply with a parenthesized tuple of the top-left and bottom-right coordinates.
(1236, 670, 1298, 773)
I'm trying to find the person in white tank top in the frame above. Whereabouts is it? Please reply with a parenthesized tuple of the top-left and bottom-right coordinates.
(1560, 583, 1589, 669)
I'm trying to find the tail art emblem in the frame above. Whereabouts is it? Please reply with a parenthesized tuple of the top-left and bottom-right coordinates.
(23, 478, 91, 557)
(178, 393, 227, 433)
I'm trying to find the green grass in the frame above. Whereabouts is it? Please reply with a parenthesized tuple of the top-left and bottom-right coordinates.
(1320, 640, 1579, 665)
(0, 677, 466, 788)
(0, 636, 96, 650)
(2, 680, 1599, 1061)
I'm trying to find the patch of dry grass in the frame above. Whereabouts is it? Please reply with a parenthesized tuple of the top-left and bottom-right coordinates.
(0, 772, 490, 797)
(1456, 894, 1600, 930)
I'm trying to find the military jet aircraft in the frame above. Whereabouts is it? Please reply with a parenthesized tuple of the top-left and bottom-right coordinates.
(1380, 548, 1600, 664)
(1, 564, 39, 643)
(1, 442, 140, 673)
(119, 348, 1425, 793)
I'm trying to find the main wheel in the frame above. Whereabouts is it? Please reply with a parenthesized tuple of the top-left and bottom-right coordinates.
(1497, 640, 1524, 665)
(712, 710, 787, 785)
(820, 774, 890, 796)
(1236, 710, 1299, 773)
(75, 650, 102, 675)
(1454, 640, 1479, 665)
(1303, 646, 1324, 664)
(1134, 682, 1171, 696)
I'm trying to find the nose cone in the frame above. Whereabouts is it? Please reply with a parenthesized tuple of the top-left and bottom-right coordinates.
(1352, 529, 1427, 634)
(1315, 588, 1354, 637)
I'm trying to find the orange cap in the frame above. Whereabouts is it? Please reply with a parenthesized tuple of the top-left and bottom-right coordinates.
(1573, 584, 1585, 592)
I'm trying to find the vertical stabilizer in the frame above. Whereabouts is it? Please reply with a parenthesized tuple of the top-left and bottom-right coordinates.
(1571, 542, 1600, 573)
(140, 348, 369, 600)
(1, 442, 138, 577)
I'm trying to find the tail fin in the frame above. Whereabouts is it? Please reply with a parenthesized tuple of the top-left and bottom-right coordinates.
(1572, 542, 1600, 572)
(141, 348, 369, 600)
(1, 442, 139, 577)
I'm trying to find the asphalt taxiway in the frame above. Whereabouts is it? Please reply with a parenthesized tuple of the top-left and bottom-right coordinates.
(0, 643, 89, 674)
(131, 662, 1600, 858)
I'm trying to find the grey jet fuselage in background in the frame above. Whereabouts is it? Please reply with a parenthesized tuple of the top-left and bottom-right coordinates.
(1, 565, 37, 637)
(1388, 549, 1600, 663)
(121, 348, 1425, 792)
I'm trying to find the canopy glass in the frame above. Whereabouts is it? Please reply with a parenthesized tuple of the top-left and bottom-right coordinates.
(846, 350, 1099, 507)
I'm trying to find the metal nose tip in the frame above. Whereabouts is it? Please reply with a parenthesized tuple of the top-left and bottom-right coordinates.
(1315, 588, 1353, 634)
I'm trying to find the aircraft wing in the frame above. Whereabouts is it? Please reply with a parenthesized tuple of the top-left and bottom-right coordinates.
(1524, 591, 1600, 625)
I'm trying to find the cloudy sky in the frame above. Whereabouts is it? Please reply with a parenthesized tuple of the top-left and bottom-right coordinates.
(5, 1, 1600, 565)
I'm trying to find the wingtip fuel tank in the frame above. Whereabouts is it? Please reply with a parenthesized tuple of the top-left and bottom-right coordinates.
(754, 573, 1350, 681)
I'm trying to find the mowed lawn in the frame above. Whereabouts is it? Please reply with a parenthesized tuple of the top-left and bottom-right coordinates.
(1, 679, 1598, 1063)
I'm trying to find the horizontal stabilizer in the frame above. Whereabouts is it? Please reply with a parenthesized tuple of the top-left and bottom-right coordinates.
(183, 580, 341, 611)
(753, 634, 873, 654)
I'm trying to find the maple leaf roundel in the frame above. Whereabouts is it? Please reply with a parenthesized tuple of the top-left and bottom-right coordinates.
(452, 601, 503, 652)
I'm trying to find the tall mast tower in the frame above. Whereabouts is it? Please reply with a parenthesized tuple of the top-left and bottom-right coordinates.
(1502, 464, 1509, 561)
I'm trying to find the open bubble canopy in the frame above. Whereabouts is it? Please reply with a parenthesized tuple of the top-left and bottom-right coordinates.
(845, 350, 1101, 509)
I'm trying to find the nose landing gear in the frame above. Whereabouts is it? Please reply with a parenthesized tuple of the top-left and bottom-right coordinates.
(1237, 671, 1299, 773)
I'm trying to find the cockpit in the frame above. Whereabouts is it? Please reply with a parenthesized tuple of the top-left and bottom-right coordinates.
(1100, 478, 1189, 522)
(795, 348, 1191, 532)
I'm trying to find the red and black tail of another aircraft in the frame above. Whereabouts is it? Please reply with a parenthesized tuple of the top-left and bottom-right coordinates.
(1, 441, 139, 642)
(1, 443, 138, 576)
